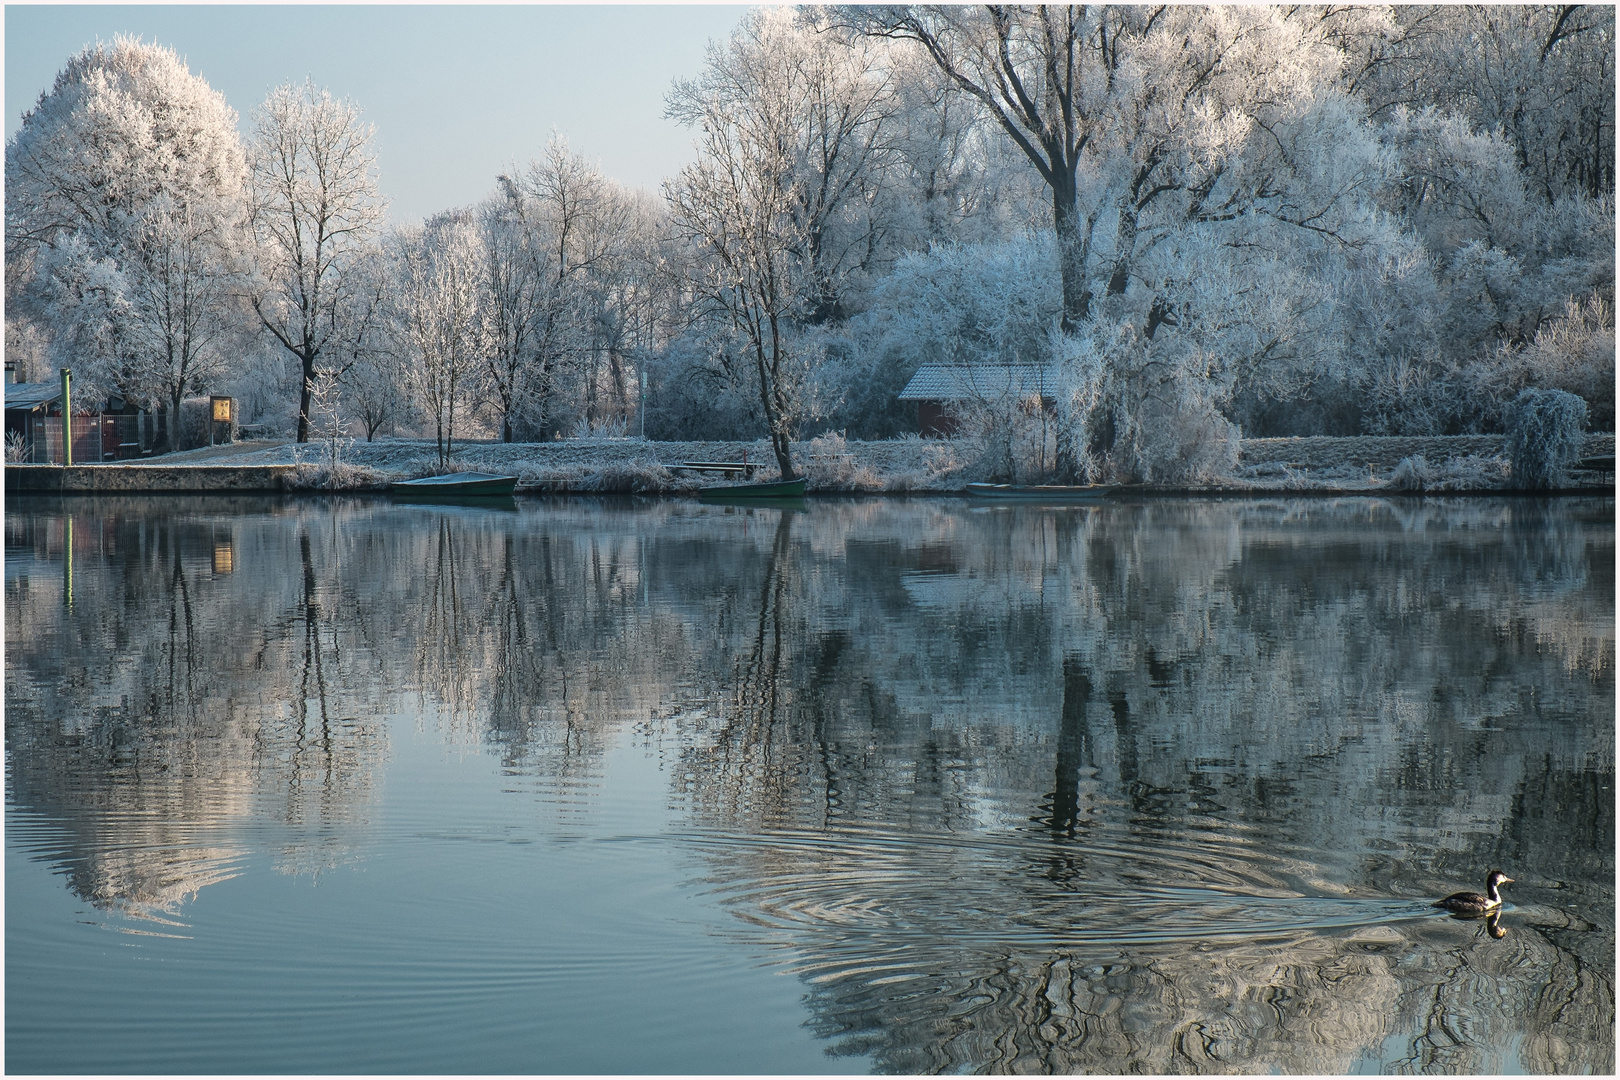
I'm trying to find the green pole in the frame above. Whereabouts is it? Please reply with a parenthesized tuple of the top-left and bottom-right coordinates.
(59, 367, 72, 466)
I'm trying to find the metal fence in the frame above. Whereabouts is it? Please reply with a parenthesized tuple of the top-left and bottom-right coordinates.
(18, 414, 146, 463)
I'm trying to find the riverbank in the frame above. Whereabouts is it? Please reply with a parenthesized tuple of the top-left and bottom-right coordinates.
(5, 462, 297, 493)
(7, 433, 1614, 494)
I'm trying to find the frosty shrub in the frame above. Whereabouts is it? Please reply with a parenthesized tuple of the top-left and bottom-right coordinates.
(584, 463, 670, 493)
(644, 335, 762, 442)
(290, 462, 385, 491)
(955, 390, 1064, 484)
(306, 367, 350, 479)
(1433, 455, 1511, 491)
(1506, 389, 1588, 489)
(1510, 292, 1615, 432)
(1112, 380, 1240, 485)
(179, 396, 222, 451)
(1437, 291, 1618, 436)
(1386, 455, 1433, 491)
(804, 432, 859, 488)
(921, 440, 968, 487)
(570, 415, 629, 440)
(5, 431, 28, 463)
(1382, 453, 1509, 493)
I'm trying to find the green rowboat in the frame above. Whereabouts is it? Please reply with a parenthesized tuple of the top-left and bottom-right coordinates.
(965, 482, 1115, 501)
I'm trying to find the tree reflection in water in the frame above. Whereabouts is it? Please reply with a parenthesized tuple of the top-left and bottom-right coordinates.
(4, 493, 1612, 1071)
(6, 498, 385, 917)
(647, 497, 1613, 1073)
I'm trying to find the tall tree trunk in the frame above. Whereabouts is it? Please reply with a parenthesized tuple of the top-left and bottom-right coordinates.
(608, 346, 628, 422)
(758, 316, 797, 481)
(1052, 178, 1094, 332)
(1108, 198, 1139, 297)
(171, 389, 185, 453)
(1053, 418, 1082, 485)
(297, 352, 315, 443)
(584, 353, 598, 427)
(446, 376, 456, 470)
(767, 419, 795, 481)
(153, 399, 171, 454)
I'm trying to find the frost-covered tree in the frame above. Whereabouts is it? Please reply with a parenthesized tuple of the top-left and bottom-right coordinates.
(519, 139, 639, 430)
(667, 8, 899, 478)
(1356, 6, 1615, 203)
(327, 241, 395, 441)
(883, 51, 1035, 249)
(126, 195, 253, 449)
(478, 180, 560, 443)
(1381, 106, 1612, 339)
(1340, 96, 1614, 436)
(841, 6, 1404, 472)
(476, 138, 661, 441)
(589, 187, 675, 432)
(341, 346, 400, 442)
(868, 235, 1058, 369)
(387, 214, 486, 469)
(843, 5, 1121, 330)
(837, 7, 1361, 332)
(5, 37, 248, 451)
(247, 80, 385, 443)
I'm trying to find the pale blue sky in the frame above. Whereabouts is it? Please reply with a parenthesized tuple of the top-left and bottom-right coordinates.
(5, 4, 749, 223)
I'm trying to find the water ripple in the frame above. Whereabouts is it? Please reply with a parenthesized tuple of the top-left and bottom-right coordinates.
(637, 826, 1438, 953)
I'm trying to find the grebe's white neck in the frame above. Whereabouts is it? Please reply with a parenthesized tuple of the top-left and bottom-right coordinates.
(1484, 871, 1513, 906)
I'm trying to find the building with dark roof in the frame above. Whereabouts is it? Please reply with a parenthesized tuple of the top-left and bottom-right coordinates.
(5, 382, 63, 461)
(5, 381, 151, 462)
(897, 364, 1059, 435)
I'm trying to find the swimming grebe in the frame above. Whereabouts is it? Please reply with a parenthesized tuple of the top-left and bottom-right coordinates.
(1434, 870, 1512, 914)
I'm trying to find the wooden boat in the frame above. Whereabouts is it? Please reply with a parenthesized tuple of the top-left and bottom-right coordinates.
(391, 472, 518, 496)
(699, 476, 807, 499)
(965, 482, 1115, 501)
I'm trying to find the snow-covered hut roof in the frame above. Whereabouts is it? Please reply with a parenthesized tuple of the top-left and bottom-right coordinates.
(4, 382, 60, 412)
(897, 364, 1059, 401)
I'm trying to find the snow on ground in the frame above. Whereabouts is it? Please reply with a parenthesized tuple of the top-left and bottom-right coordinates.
(143, 432, 1614, 493)
(148, 435, 969, 492)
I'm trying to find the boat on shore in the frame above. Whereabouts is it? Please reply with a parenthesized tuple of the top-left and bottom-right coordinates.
(698, 476, 807, 500)
(965, 482, 1116, 501)
(391, 472, 519, 497)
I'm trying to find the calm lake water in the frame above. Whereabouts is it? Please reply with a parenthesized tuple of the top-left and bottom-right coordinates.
(5, 493, 1613, 1074)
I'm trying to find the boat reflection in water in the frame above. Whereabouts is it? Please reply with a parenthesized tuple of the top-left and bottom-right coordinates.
(4, 494, 1612, 1073)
